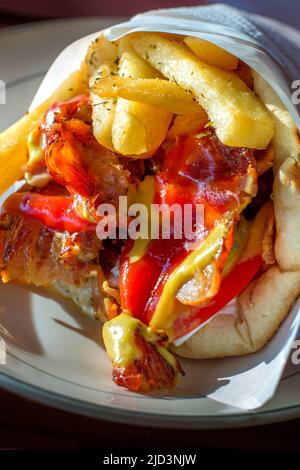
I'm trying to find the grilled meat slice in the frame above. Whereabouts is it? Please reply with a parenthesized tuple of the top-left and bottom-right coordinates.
(0, 215, 112, 321)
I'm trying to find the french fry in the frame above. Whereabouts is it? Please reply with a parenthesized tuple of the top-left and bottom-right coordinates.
(184, 37, 238, 71)
(112, 41, 172, 156)
(88, 34, 119, 150)
(132, 34, 274, 150)
(167, 111, 208, 139)
(118, 37, 159, 78)
(86, 33, 118, 77)
(90, 64, 117, 150)
(93, 76, 203, 114)
(0, 68, 88, 197)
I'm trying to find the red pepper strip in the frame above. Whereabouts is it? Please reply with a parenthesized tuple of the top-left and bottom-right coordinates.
(120, 237, 189, 323)
(173, 256, 263, 339)
(120, 252, 163, 322)
(2, 192, 96, 234)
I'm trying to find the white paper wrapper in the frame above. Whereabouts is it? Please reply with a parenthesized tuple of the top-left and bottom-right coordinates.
(29, 5, 300, 410)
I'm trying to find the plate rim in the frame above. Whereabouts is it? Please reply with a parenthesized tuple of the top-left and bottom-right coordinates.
(2, 368, 300, 429)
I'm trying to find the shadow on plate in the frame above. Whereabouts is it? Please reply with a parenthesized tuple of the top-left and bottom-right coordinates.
(1, 280, 298, 403)
(0, 281, 44, 355)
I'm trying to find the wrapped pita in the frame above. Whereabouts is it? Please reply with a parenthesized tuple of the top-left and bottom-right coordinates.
(1, 27, 300, 363)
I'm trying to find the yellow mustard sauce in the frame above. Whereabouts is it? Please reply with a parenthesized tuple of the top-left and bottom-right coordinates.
(25, 126, 51, 187)
(149, 221, 230, 338)
(127, 175, 155, 263)
(103, 313, 143, 368)
(27, 126, 43, 165)
(102, 312, 178, 371)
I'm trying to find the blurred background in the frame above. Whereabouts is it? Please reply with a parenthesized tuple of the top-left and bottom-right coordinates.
(0, 0, 299, 29)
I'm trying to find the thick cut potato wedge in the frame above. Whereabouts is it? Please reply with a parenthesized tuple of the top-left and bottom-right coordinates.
(167, 111, 208, 139)
(118, 38, 159, 79)
(112, 42, 172, 156)
(184, 37, 238, 70)
(88, 35, 119, 150)
(86, 33, 118, 77)
(90, 64, 117, 150)
(93, 76, 203, 114)
(0, 68, 88, 197)
(132, 34, 274, 149)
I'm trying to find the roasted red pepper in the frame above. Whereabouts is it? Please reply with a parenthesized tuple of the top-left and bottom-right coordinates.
(120, 237, 189, 323)
(173, 255, 262, 339)
(120, 131, 258, 339)
(2, 192, 96, 233)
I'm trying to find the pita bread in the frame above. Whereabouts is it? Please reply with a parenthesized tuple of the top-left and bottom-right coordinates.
(253, 73, 300, 174)
(173, 75, 300, 359)
(172, 264, 300, 358)
(254, 73, 300, 271)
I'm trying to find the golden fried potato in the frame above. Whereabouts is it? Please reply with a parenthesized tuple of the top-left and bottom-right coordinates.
(112, 41, 172, 156)
(85, 33, 118, 77)
(0, 68, 88, 196)
(167, 111, 208, 139)
(117, 37, 159, 78)
(90, 64, 117, 150)
(88, 35, 119, 150)
(132, 33, 274, 149)
(93, 76, 203, 114)
(183, 37, 238, 70)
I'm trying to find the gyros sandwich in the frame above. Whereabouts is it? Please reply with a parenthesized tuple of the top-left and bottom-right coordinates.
(1, 31, 300, 392)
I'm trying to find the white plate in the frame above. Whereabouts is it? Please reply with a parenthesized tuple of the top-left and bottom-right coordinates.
(1, 17, 300, 429)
